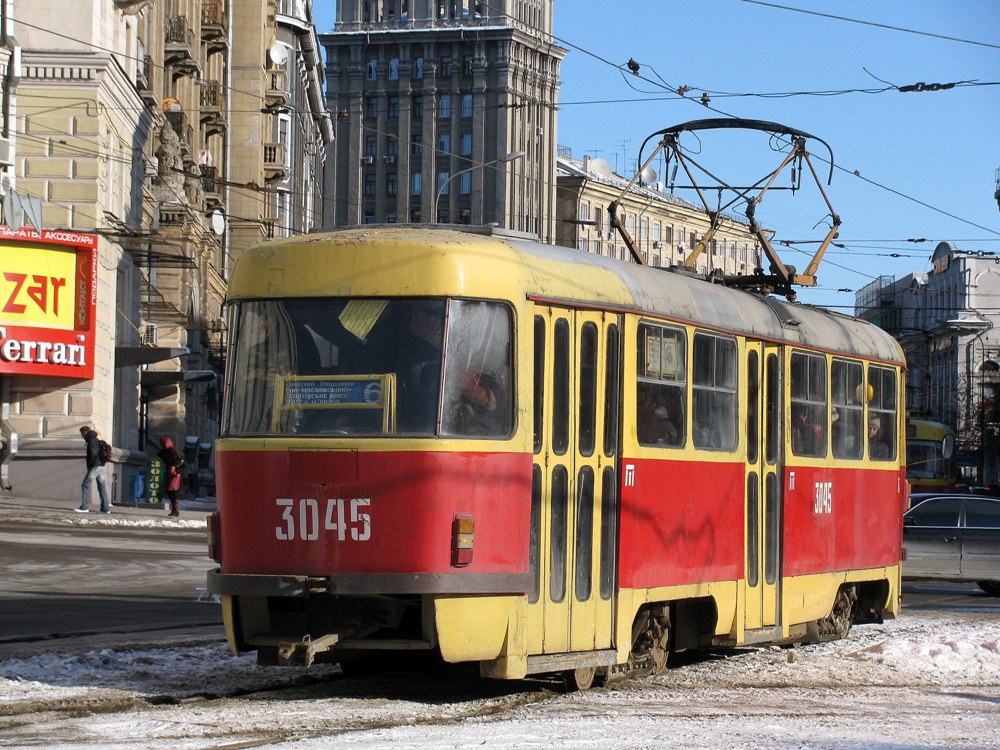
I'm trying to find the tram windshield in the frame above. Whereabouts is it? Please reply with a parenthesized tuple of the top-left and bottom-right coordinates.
(224, 298, 513, 438)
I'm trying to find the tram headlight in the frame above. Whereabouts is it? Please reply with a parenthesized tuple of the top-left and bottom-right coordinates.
(451, 513, 475, 567)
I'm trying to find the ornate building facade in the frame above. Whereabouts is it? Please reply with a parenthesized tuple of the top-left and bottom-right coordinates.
(3, 0, 330, 503)
(321, 0, 565, 241)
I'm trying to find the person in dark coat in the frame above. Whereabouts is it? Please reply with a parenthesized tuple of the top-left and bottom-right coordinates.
(76, 425, 110, 514)
(158, 436, 183, 517)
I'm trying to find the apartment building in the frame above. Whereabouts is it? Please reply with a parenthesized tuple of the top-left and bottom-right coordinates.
(321, 0, 565, 241)
(556, 154, 762, 276)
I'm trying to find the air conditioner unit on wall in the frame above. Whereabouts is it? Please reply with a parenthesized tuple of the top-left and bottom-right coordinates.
(362, 156, 374, 164)
(652, 241, 662, 249)
(141, 324, 158, 346)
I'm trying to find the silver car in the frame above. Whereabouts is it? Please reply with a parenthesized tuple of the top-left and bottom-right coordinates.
(903, 494, 1000, 596)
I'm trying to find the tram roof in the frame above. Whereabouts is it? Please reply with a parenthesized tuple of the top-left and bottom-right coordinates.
(231, 226, 904, 365)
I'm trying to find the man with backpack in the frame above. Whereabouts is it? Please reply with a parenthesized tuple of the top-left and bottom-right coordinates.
(76, 424, 111, 514)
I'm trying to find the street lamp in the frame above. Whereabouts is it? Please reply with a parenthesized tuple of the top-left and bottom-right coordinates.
(434, 150, 525, 223)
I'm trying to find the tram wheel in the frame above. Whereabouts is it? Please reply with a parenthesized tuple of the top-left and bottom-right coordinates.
(976, 580, 1000, 597)
(562, 666, 597, 692)
(628, 605, 671, 676)
(807, 585, 857, 642)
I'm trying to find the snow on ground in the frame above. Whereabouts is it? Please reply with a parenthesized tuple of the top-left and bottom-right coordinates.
(2, 612, 999, 749)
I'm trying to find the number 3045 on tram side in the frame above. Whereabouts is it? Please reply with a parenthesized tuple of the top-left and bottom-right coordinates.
(207, 226, 906, 690)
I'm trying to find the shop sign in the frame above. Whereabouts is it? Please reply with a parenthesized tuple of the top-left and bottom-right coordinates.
(0, 227, 97, 379)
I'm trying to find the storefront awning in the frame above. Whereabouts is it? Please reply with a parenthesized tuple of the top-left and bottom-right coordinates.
(140, 369, 216, 388)
(115, 346, 190, 368)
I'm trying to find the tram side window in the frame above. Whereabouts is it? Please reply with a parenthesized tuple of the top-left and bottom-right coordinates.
(831, 359, 864, 459)
(692, 332, 737, 451)
(790, 351, 827, 458)
(636, 323, 686, 447)
(867, 365, 897, 461)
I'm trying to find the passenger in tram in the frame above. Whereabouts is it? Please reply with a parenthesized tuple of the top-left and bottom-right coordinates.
(397, 301, 446, 432)
(450, 370, 508, 436)
(637, 383, 662, 444)
(869, 413, 890, 459)
(793, 405, 824, 456)
(637, 383, 681, 446)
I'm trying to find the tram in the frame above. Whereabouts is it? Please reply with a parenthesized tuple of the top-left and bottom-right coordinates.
(905, 417, 956, 494)
(207, 225, 906, 689)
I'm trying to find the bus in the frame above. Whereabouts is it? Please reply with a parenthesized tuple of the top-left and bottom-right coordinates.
(207, 226, 906, 690)
(905, 417, 956, 494)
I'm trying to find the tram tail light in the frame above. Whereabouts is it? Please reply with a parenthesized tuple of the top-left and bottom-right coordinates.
(451, 513, 475, 567)
(207, 511, 221, 562)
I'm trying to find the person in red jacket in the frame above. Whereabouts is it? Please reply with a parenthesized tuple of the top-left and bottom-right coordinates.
(158, 436, 183, 517)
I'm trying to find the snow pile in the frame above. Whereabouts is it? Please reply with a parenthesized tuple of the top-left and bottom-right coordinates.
(0, 644, 335, 702)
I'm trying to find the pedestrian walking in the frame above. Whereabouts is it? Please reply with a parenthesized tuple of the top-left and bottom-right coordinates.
(158, 436, 183, 517)
(76, 425, 110, 514)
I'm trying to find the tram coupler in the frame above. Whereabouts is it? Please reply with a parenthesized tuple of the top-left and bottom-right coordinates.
(276, 634, 340, 667)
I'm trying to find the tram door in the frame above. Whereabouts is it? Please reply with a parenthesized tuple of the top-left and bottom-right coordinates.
(743, 343, 782, 632)
(527, 306, 619, 656)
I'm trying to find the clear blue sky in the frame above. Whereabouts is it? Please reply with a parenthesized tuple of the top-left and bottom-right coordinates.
(313, 1, 1000, 313)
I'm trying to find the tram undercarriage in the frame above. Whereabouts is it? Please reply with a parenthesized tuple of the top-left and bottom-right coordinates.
(213, 572, 895, 689)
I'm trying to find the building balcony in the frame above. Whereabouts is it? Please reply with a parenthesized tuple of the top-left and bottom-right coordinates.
(263, 142, 288, 181)
(199, 80, 227, 136)
(200, 165, 224, 209)
(165, 15, 201, 77)
(201, 0, 229, 54)
(265, 68, 290, 111)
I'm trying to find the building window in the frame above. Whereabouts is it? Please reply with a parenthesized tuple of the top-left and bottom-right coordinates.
(579, 203, 589, 221)
(414, 57, 424, 79)
(411, 172, 422, 195)
(364, 212, 375, 224)
(437, 171, 450, 195)
(460, 132, 472, 155)
(388, 96, 399, 119)
(438, 133, 450, 155)
(389, 58, 400, 80)
(387, 173, 398, 195)
(364, 135, 377, 156)
(412, 134, 422, 155)
(459, 171, 472, 194)
(366, 98, 378, 119)
(413, 95, 423, 119)
(367, 58, 378, 80)
(461, 94, 473, 118)
(463, 55, 473, 76)
(438, 94, 451, 118)
(440, 56, 452, 77)
(387, 136, 399, 156)
(364, 173, 375, 196)
(386, 211, 397, 223)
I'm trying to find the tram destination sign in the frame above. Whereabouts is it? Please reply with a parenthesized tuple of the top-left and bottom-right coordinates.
(282, 377, 384, 407)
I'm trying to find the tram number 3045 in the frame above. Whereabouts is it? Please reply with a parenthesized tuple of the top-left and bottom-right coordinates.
(275, 497, 372, 542)
(813, 482, 833, 515)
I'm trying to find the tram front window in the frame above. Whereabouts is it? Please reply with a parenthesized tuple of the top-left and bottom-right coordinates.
(224, 298, 513, 438)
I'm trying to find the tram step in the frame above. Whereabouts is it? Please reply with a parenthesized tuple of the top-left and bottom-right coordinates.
(525, 649, 618, 675)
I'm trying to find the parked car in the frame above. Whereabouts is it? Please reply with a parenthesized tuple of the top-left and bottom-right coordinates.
(903, 494, 1000, 596)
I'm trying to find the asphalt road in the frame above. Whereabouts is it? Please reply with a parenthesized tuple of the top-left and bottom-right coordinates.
(0, 508, 222, 651)
(1, 499, 997, 656)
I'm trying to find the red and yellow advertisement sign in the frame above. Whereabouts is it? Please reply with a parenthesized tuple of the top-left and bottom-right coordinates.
(0, 227, 97, 379)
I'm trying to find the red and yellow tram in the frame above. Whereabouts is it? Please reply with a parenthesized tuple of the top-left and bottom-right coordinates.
(207, 226, 905, 688)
